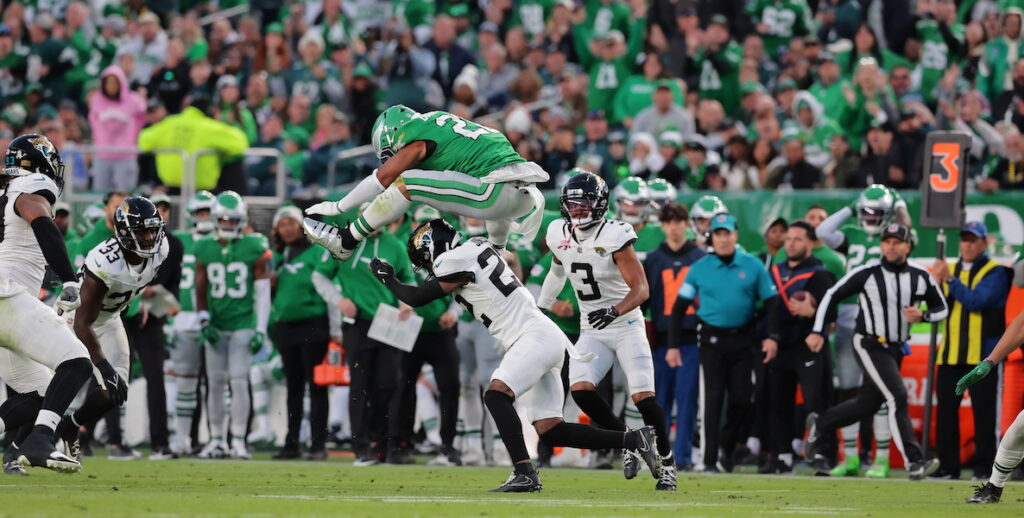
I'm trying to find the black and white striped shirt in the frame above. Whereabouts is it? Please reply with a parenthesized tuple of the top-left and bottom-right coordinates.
(812, 259, 949, 343)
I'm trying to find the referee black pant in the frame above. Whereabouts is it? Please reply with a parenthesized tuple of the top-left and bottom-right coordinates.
(699, 325, 756, 469)
(770, 341, 831, 457)
(343, 318, 403, 456)
(273, 316, 330, 452)
(125, 313, 169, 450)
(936, 363, 999, 477)
(816, 334, 925, 464)
(394, 328, 460, 449)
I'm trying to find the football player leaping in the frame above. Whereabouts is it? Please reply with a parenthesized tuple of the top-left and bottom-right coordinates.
(539, 172, 676, 491)
(0, 134, 95, 474)
(303, 106, 548, 260)
(54, 198, 169, 461)
(369, 219, 659, 492)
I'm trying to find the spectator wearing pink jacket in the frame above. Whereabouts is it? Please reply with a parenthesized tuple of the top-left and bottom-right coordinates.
(88, 65, 146, 191)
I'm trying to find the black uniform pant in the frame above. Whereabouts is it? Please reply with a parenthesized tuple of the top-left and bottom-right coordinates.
(816, 334, 924, 463)
(393, 329, 460, 448)
(699, 325, 756, 468)
(126, 313, 169, 450)
(343, 318, 403, 455)
(273, 316, 330, 451)
(770, 341, 831, 456)
(936, 363, 999, 477)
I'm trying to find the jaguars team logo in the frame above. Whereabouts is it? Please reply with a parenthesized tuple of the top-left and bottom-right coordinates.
(413, 223, 433, 251)
(594, 247, 609, 257)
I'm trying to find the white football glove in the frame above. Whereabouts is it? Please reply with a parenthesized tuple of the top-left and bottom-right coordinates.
(55, 280, 82, 314)
(305, 200, 343, 216)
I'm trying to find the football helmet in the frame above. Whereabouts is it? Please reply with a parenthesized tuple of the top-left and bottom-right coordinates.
(3, 133, 65, 192)
(187, 190, 217, 235)
(408, 218, 462, 273)
(371, 104, 418, 163)
(212, 191, 248, 240)
(646, 178, 677, 222)
(690, 195, 729, 237)
(855, 184, 897, 235)
(560, 171, 610, 230)
(612, 176, 649, 225)
(113, 197, 166, 258)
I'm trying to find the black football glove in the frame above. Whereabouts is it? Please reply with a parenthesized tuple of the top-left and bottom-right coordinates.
(587, 306, 619, 330)
(369, 257, 396, 284)
(96, 359, 129, 406)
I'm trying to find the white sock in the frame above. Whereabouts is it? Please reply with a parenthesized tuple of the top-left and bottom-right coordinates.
(991, 410, 1024, 487)
(840, 423, 859, 460)
(350, 185, 411, 240)
(874, 405, 891, 461)
(778, 452, 793, 467)
(34, 409, 60, 431)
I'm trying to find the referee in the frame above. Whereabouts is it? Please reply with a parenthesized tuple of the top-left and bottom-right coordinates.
(669, 213, 780, 472)
(803, 223, 948, 480)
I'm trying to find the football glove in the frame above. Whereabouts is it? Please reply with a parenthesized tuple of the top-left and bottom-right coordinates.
(587, 306, 619, 330)
(96, 359, 128, 406)
(370, 258, 395, 283)
(55, 280, 81, 314)
(201, 323, 221, 348)
(955, 360, 993, 396)
(304, 200, 343, 217)
(249, 331, 266, 354)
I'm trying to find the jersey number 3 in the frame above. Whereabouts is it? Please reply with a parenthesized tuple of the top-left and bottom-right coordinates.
(570, 263, 602, 301)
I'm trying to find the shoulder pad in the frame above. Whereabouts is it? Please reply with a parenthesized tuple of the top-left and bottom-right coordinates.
(7, 173, 58, 200)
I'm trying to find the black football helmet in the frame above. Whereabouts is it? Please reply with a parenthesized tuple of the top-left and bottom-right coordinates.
(3, 133, 65, 192)
(407, 218, 462, 272)
(114, 197, 166, 258)
(560, 170, 609, 229)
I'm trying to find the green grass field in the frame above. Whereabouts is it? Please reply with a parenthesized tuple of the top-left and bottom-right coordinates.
(4, 453, 1024, 517)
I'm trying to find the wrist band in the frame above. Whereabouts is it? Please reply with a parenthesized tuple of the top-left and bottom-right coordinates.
(983, 358, 996, 366)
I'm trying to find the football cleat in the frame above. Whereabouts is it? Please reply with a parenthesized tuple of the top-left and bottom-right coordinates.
(866, 458, 890, 478)
(623, 448, 642, 479)
(590, 449, 614, 470)
(16, 433, 82, 474)
(809, 454, 831, 476)
(829, 456, 860, 477)
(229, 439, 252, 460)
(488, 471, 542, 493)
(3, 446, 27, 476)
(802, 412, 820, 459)
(272, 447, 301, 460)
(108, 444, 141, 460)
(907, 458, 939, 481)
(148, 448, 178, 461)
(656, 460, 677, 491)
(461, 448, 485, 467)
(967, 482, 1002, 503)
(197, 441, 228, 460)
(353, 453, 380, 467)
(302, 218, 354, 261)
(247, 429, 276, 447)
(306, 449, 329, 461)
(633, 427, 661, 479)
(427, 447, 462, 467)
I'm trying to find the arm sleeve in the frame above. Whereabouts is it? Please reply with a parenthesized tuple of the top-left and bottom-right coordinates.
(805, 270, 837, 305)
(30, 217, 77, 283)
(922, 273, 950, 323)
(537, 259, 566, 310)
(812, 266, 870, 334)
(762, 295, 781, 341)
(254, 278, 271, 334)
(312, 270, 343, 337)
(336, 170, 386, 213)
(668, 296, 694, 349)
(816, 206, 851, 251)
(946, 267, 1011, 312)
(152, 236, 183, 293)
(381, 276, 449, 307)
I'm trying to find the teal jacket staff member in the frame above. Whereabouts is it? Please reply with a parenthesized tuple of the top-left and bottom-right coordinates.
(668, 213, 780, 472)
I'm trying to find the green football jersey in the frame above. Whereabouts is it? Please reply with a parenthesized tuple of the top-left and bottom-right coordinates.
(194, 234, 270, 331)
(175, 231, 198, 312)
(915, 19, 964, 104)
(527, 253, 580, 335)
(332, 233, 415, 321)
(746, 0, 814, 54)
(634, 224, 666, 261)
(509, 0, 553, 39)
(394, 111, 525, 178)
(837, 224, 879, 305)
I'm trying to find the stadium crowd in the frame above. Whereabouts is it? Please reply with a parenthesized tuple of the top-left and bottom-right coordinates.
(2, 0, 1024, 486)
(2, 0, 1024, 195)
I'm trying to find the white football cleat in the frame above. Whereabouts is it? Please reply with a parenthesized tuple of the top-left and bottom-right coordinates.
(302, 218, 354, 261)
(197, 440, 228, 460)
(229, 439, 252, 460)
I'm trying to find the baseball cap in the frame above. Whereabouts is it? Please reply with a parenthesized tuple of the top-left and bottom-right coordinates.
(480, 21, 500, 34)
(53, 201, 71, 215)
(741, 80, 763, 97)
(881, 223, 911, 243)
(763, 217, 788, 235)
(961, 221, 988, 239)
(352, 63, 374, 79)
(0, 25, 11, 37)
(710, 213, 738, 232)
(150, 192, 172, 208)
(266, 22, 284, 35)
(709, 14, 729, 28)
(676, 5, 697, 17)
(586, 109, 606, 120)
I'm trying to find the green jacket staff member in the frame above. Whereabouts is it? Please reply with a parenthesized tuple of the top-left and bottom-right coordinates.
(669, 213, 780, 472)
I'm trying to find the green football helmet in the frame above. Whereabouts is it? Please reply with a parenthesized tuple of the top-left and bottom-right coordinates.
(187, 190, 217, 235)
(212, 190, 248, 240)
(646, 178, 677, 222)
(371, 104, 418, 163)
(612, 176, 649, 225)
(855, 184, 897, 235)
(690, 195, 729, 236)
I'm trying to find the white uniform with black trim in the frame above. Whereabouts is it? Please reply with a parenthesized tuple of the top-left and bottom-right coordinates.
(0, 173, 89, 395)
(434, 237, 568, 422)
(545, 219, 654, 394)
(70, 236, 169, 382)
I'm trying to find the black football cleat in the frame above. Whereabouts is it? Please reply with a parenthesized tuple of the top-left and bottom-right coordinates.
(489, 471, 542, 493)
(967, 482, 1002, 503)
(632, 426, 661, 479)
(17, 432, 81, 474)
